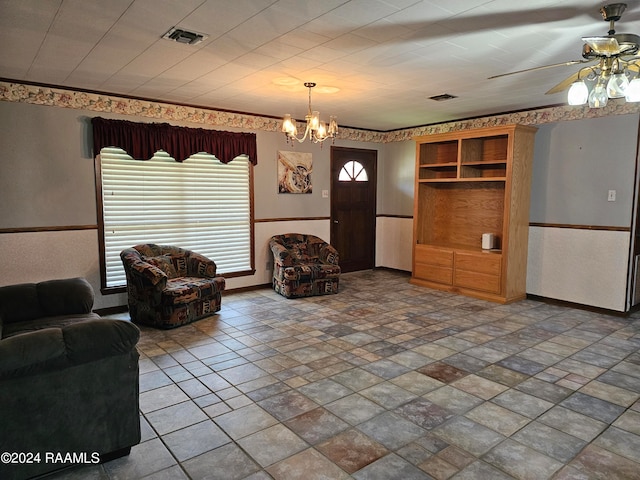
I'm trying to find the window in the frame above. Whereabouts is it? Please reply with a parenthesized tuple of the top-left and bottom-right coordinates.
(98, 148, 253, 289)
(338, 160, 368, 181)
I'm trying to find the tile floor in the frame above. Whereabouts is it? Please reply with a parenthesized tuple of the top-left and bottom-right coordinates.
(50, 270, 640, 480)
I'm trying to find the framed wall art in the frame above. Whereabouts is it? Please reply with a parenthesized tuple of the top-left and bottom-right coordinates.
(277, 150, 312, 194)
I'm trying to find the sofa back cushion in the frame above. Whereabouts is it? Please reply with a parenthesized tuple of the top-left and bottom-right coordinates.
(0, 283, 44, 324)
(0, 278, 94, 325)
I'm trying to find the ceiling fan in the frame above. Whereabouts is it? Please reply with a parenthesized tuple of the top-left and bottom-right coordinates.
(489, 3, 640, 108)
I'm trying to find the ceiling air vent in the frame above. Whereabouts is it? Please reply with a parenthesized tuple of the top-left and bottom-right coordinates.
(428, 93, 457, 101)
(162, 27, 208, 45)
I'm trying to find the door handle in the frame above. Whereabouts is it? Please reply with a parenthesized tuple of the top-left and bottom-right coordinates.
(333, 220, 339, 224)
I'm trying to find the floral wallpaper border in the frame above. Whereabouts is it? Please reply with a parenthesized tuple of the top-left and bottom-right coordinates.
(2, 81, 639, 143)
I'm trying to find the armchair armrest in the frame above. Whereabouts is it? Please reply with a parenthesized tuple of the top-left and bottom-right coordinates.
(130, 260, 168, 287)
(121, 249, 167, 287)
(320, 244, 340, 265)
(269, 240, 296, 267)
(187, 252, 218, 278)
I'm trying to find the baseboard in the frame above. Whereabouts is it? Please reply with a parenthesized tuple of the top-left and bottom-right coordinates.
(526, 294, 629, 317)
(94, 305, 128, 316)
(373, 266, 411, 275)
(223, 283, 272, 294)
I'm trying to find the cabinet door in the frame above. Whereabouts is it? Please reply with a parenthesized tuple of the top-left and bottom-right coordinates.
(454, 251, 502, 294)
(414, 245, 453, 284)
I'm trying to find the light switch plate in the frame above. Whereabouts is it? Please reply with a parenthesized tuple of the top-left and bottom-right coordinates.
(608, 190, 616, 202)
(322, 190, 329, 198)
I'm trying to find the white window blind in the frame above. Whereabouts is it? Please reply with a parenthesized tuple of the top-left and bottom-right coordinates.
(100, 148, 252, 288)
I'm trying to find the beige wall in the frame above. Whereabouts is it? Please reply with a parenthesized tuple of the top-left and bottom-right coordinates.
(0, 101, 383, 309)
(1, 86, 639, 312)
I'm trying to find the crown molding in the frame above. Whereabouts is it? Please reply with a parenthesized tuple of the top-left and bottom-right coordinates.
(2, 81, 639, 144)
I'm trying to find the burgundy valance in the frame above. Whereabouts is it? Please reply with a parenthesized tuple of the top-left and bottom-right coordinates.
(92, 117, 257, 165)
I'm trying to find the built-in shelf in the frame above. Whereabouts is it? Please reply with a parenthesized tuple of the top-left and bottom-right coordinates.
(411, 125, 537, 303)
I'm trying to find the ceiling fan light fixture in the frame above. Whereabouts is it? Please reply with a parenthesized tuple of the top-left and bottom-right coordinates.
(607, 72, 629, 98)
(589, 82, 609, 108)
(625, 78, 640, 101)
(568, 80, 589, 105)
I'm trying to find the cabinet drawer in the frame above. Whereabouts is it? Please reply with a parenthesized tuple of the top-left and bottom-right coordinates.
(415, 263, 453, 285)
(454, 270, 501, 294)
(455, 251, 501, 275)
(415, 245, 453, 267)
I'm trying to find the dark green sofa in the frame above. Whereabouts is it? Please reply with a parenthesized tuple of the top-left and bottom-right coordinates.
(0, 277, 141, 480)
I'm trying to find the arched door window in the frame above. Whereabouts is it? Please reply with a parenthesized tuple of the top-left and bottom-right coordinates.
(338, 160, 368, 182)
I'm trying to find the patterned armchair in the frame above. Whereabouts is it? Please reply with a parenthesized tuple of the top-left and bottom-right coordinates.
(120, 244, 225, 329)
(269, 233, 340, 298)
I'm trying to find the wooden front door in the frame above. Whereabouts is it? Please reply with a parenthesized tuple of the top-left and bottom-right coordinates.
(330, 147, 377, 273)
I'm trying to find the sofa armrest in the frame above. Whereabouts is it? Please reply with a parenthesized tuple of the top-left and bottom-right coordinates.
(320, 244, 340, 265)
(0, 328, 67, 378)
(187, 252, 218, 278)
(0, 320, 139, 380)
(63, 319, 140, 364)
(37, 277, 95, 316)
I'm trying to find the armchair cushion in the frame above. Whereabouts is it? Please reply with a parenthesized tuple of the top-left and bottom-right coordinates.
(163, 277, 226, 306)
(146, 255, 178, 278)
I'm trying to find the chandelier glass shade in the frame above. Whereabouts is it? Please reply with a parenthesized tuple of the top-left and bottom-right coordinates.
(282, 82, 338, 144)
(568, 57, 640, 107)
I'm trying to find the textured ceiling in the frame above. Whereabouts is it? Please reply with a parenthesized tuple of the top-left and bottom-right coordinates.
(1, 0, 639, 131)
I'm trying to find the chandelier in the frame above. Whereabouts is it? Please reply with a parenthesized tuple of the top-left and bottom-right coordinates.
(282, 82, 338, 144)
(568, 57, 640, 108)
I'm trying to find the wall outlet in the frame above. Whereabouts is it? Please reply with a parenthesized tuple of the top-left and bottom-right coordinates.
(608, 190, 616, 202)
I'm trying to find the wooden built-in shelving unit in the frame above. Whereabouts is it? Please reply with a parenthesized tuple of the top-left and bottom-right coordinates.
(411, 125, 537, 303)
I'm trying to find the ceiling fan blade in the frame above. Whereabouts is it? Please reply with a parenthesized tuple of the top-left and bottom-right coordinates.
(487, 60, 590, 80)
(625, 59, 640, 73)
(545, 71, 582, 94)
